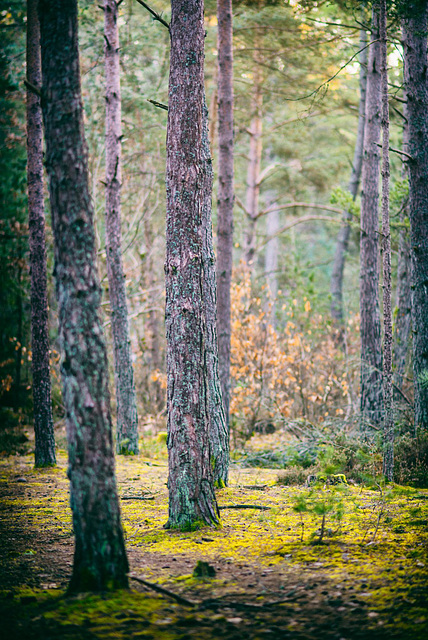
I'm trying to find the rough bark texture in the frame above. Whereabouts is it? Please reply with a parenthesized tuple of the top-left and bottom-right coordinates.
(330, 24, 368, 328)
(165, 0, 220, 528)
(392, 104, 411, 394)
(379, 0, 393, 480)
(359, 6, 383, 427)
(104, 0, 139, 454)
(402, 5, 428, 431)
(216, 0, 234, 433)
(26, 0, 56, 468)
(202, 104, 229, 488)
(39, 0, 129, 592)
(243, 57, 262, 268)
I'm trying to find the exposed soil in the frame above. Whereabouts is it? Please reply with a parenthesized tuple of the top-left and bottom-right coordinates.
(0, 448, 427, 640)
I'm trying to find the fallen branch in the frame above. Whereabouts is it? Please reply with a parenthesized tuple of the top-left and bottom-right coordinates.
(120, 495, 155, 501)
(219, 504, 270, 511)
(129, 574, 197, 607)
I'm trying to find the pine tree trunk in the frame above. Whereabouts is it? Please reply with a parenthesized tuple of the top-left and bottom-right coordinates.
(360, 5, 383, 427)
(165, 0, 220, 528)
(216, 0, 234, 432)
(104, 0, 139, 454)
(402, 5, 428, 431)
(393, 104, 411, 394)
(142, 218, 163, 411)
(379, 0, 393, 481)
(265, 198, 279, 324)
(202, 102, 229, 487)
(330, 24, 368, 328)
(39, 0, 129, 592)
(243, 59, 262, 268)
(26, 0, 56, 468)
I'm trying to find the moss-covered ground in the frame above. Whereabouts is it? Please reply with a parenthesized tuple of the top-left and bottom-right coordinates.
(0, 439, 427, 639)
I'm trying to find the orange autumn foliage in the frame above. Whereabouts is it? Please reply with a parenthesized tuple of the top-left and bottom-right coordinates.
(230, 272, 359, 441)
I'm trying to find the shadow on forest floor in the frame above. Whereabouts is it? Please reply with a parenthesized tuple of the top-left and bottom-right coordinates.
(0, 445, 427, 639)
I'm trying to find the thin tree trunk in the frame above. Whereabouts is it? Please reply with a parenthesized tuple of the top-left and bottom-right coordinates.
(216, 0, 234, 435)
(379, 0, 393, 480)
(202, 100, 229, 488)
(330, 23, 368, 328)
(26, 0, 56, 467)
(165, 0, 220, 528)
(39, 0, 128, 592)
(104, 0, 139, 454)
(243, 56, 262, 268)
(265, 197, 279, 325)
(360, 5, 383, 427)
(392, 103, 411, 394)
(402, 4, 428, 432)
(142, 218, 163, 411)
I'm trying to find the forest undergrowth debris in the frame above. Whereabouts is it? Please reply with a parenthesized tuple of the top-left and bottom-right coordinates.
(1, 448, 427, 639)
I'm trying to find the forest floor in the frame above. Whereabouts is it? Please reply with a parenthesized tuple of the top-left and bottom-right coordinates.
(0, 432, 427, 640)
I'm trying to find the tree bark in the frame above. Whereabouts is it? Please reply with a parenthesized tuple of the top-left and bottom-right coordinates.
(392, 103, 411, 395)
(243, 56, 262, 268)
(359, 5, 383, 427)
(165, 0, 220, 528)
(379, 0, 393, 481)
(330, 23, 368, 328)
(216, 0, 234, 435)
(27, 0, 56, 467)
(39, 0, 129, 592)
(402, 4, 428, 432)
(104, 0, 139, 454)
(265, 195, 279, 325)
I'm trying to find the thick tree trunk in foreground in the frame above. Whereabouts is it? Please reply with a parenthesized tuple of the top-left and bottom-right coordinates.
(39, 0, 128, 592)
(165, 0, 220, 528)
(402, 5, 428, 431)
(360, 6, 383, 427)
(379, 0, 393, 480)
(216, 0, 234, 434)
(26, 0, 56, 467)
(392, 106, 411, 394)
(330, 24, 367, 329)
(104, 0, 139, 454)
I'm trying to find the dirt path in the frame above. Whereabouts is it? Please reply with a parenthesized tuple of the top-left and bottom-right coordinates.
(1, 452, 427, 639)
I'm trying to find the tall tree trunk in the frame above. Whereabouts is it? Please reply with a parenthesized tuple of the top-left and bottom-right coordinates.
(216, 0, 234, 434)
(39, 0, 128, 592)
(142, 217, 163, 412)
(104, 0, 139, 454)
(26, 0, 56, 467)
(379, 0, 393, 480)
(393, 103, 411, 394)
(202, 100, 229, 487)
(265, 196, 279, 325)
(402, 5, 428, 432)
(330, 23, 368, 329)
(243, 57, 262, 268)
(360, 5, 383, 427)
(165, 0, 220, 528)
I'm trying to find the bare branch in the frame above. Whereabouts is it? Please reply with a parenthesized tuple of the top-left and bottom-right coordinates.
(134, 0, 170, 30)
(258, 214, 342, 250)
(24, 78, 41, 98)
(147, 98, 168, 111)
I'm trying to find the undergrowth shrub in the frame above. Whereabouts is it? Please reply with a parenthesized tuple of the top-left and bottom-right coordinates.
(230, 269, 359, 445)
(394, 430, 428, 487)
